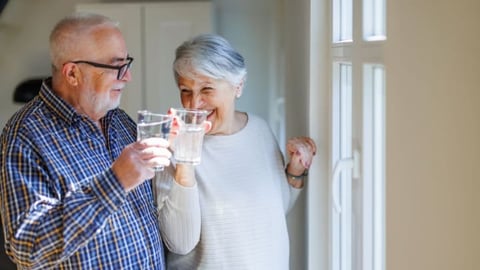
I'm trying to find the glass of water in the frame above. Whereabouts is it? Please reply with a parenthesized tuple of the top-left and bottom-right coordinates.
(137, 110, 173, 171)
(172, 108, 209, 165)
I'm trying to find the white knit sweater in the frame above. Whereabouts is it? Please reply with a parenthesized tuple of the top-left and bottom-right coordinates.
(157, 114, 302, 270)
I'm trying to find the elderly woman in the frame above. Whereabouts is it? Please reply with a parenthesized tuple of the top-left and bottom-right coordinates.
(157, 33, 316, 269)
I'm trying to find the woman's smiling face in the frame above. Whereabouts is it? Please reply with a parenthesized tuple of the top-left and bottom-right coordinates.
(177, 72, 241, 135)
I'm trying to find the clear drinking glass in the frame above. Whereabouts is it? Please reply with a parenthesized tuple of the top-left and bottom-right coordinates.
(172, 108, 209, 165)
(137, 110, 173, 171)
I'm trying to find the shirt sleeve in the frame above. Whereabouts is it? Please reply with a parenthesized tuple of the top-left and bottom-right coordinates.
(155, 167, 201, 255)
(0, 141, 127, 270)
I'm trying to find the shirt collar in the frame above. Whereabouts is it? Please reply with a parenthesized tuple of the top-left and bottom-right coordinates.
(38, 77, 118, 125)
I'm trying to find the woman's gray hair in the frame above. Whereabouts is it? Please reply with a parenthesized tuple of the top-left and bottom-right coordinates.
(49, 12, 119, 70)
(173, 34, 247, 87)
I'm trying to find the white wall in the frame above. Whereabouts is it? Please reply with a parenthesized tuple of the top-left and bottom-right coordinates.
(305, 0, 330, 268)
(214, 0, 280, 127)
(283, 0, 311, 269)
(0, 0, 82, 127)
(385, 0, 480, 269)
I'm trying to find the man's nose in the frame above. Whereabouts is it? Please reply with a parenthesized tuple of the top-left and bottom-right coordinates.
(121, 69, 132, 82)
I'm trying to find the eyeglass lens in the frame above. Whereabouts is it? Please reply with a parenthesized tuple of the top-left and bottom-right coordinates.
(118, 59, 133, 80)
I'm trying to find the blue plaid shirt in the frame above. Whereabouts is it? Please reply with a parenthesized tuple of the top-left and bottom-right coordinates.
(0, 78, 165, 269)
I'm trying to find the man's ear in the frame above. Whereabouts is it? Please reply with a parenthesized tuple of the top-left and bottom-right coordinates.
(62, 63, 80, 86)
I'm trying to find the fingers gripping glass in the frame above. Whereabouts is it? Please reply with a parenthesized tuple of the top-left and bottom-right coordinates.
(137, 110, 173, 172)
(70, 57, 134, 80)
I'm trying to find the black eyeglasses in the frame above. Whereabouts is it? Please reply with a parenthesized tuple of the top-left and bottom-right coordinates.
(69, 56, 134, 80)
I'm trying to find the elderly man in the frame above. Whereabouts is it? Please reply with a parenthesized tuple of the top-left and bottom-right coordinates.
(0, 12, 198, 269)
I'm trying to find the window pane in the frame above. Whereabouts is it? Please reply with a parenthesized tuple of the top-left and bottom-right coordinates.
(333, 0, 353, 43)
(363, 64, 385, 270)
(332, 62, 353, 270)
(363, 0, 386, 41)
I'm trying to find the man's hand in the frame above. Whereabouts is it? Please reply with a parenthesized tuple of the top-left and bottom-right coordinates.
(112, 138, 172, 192)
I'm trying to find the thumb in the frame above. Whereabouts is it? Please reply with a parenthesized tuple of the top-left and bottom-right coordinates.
(204, 121, 212, 133)
(168, 117, 180, 145)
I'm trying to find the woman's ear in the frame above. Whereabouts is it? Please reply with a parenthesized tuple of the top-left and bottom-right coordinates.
(62, 63, 80, 86)
(235, 79, 244, 98)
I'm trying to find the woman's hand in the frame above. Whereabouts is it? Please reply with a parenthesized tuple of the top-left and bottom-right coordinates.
(167, 108, 212, 148)
(285, 136, 317, 186)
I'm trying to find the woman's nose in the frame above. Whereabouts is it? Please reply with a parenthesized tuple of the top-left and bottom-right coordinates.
(191, 94, 204, 108)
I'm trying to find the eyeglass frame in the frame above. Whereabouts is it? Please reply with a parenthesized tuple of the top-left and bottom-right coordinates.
(68, 56, 134, 80)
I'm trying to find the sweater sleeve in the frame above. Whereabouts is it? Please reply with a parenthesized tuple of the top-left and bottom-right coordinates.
(276, 149, 304, 213)
(156, 168, 201, 255)
(258, 115, 304, 214)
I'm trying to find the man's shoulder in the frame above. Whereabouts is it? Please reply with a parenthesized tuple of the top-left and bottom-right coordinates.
(110, 108, 136, 127)
(1, 99, 48, 141)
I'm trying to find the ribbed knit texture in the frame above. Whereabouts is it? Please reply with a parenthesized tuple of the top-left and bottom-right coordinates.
(160, 114, 302, 270)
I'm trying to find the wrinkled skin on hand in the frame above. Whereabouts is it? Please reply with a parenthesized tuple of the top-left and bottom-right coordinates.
(286, 136, 317, 175)
(112, 138, 171, 192)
